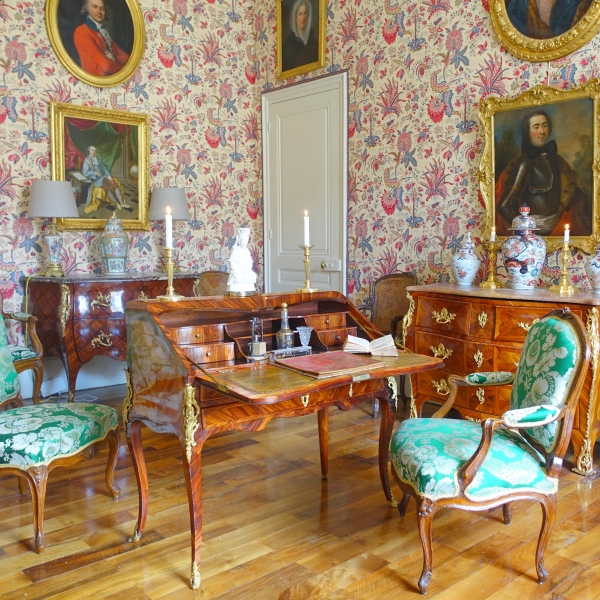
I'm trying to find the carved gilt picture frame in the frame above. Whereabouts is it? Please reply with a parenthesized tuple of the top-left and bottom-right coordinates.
(50, 102, 150, 231)
(489, 0, 600, 62)
(478, 79, 600, 253)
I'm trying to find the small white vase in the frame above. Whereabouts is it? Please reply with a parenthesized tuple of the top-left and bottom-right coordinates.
(451, 231, 480, 286)
(585, 248, 600, 294)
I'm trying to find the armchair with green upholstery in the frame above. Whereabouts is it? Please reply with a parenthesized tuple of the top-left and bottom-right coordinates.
(389, 308, 590, 594)
(0, 316, 23, 410)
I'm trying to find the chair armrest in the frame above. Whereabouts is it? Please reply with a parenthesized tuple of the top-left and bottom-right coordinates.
(465, 371, 515, 386)
(3, 311, 43, 357)
(501, 404, 565, 429)
(458, 417, 506, 492)
(355, 305, 372, 318)
(391, 315, 403, 340)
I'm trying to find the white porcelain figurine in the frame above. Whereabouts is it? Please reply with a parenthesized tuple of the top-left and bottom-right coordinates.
(227, 227, 257, 293)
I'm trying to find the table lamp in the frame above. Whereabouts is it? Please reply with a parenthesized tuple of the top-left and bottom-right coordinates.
(149, 187, 189, 301)
(28, 180, 79, 277)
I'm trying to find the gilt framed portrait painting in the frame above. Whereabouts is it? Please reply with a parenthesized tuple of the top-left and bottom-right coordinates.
(489, 0, 600, 61)
(50, 102, 150, 230)
(45, 0, 145, 87)
(479, 80, 600, 253)
(277, 0, 326, 79)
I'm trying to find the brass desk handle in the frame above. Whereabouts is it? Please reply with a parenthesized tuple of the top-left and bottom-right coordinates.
(432, 379, 450, 395)
(91, 292, 111, 310)
(429, 343, 452, 359)
(473, 349, 484, 368)
(91, 331, 113, 348)
(476, 388, 485, 404)
(517, 318, 540, 332)
(432, 308, 456, 324)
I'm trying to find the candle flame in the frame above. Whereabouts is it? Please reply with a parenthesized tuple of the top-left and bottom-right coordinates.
(565, 224, 569, 230)
(304, 210, 308, 216)
(491, 226, 496, 232)
(166, 206, 171, 215)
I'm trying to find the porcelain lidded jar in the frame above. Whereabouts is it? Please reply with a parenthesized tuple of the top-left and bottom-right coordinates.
(100, 212, 129, 274)
(585, 246, 600, 293)
(501, 204, 546, 290)
(450, 230, 480, 286)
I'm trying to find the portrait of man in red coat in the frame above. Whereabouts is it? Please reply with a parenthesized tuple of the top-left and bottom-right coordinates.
(57, 0, 134, 78)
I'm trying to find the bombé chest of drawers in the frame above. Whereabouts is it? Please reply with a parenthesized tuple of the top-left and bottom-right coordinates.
(404, 284, 600, 476)
(25, 273, 199, 402)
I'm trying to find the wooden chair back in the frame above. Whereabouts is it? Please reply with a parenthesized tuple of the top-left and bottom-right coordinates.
(195, 271, 229, 296)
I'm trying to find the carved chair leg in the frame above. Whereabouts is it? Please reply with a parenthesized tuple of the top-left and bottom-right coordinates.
(399, 374, 409, 408)
(31, 362, 43, 405)
(502, 503, 512, 525)
(105, 428, 121, 499)
(26, 465, 49, 553)
(317, 407, 329, 480)
(17, 476, 27, 496)
(378, 393, 395, 504)
(536, 494, 556, 584)
(399, 491, 411, 517)
(417, 497, 436, 594)
(127, 421, 148, 542)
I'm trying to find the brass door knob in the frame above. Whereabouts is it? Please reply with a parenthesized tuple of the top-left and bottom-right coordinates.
(321, 261, 326, 269)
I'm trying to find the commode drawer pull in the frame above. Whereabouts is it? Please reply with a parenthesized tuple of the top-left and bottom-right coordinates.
(91, 292, 111, 310)
(432, 308, 456, 324)
(429, 343, 453, 359)
(432, 379, 450, 396)
(478, 311, 488, 328)
(476, 388, 485, 404)
(473, 349, 484, 368)
(517, 318, 540, 332)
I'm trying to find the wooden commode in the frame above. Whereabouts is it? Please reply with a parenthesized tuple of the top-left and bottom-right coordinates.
(404, 283, 600, 476)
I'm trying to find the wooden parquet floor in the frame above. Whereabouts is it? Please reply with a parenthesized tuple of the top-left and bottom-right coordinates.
(1, 386, 600, 599)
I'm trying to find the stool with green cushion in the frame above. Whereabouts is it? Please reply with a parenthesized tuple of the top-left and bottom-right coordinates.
(0, 402, 120, 552)
(390, 308, 590, 594)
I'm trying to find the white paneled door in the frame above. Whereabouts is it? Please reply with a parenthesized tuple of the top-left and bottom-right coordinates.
(262, 73, 347, 293)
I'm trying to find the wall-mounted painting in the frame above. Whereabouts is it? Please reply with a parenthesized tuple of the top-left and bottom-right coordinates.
(45, 0, 145, 87)
(479, 79, 600, 253)
(489, 0, 600, 61)
(50, 102, 150, 230)
(277, 0, 325, 80)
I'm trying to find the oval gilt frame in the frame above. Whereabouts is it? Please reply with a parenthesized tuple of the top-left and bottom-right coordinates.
(45, 0, 145, 88)
(489, 0, 600, 62)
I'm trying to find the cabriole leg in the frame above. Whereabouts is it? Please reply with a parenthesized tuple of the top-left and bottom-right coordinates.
(127, 421, 147, 542)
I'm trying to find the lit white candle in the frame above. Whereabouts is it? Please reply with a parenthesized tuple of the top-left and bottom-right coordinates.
(303, 210, 310, 245)
(564, 224, 570, 243)
(165, 206, 173, 248)
(490, 226, 496, 242)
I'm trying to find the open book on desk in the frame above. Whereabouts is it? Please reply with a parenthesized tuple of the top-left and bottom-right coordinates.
(343, 334, 398, 357)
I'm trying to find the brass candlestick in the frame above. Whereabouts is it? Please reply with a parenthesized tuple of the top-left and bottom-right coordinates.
(480, 239, 503, 289)
(157, 247, 185, 302)
(296, 244, 318, 293)
(549, 241, 577, 295)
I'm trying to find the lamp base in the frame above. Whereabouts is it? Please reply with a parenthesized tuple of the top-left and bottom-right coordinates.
(44, 263, 65, 277)
(296, 287, 319, 293)
(156, 293, 185, 302)
(479, 277, 503, 289)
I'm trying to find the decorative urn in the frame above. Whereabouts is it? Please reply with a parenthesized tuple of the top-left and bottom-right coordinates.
(450, 230, 480, 286)
(501, 205, 546, 290)
(585, 246, 600, 294)
(100, 212, 129, 274)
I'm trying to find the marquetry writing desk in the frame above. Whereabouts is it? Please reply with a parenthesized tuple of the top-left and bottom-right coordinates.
(123, 291, 442, 589)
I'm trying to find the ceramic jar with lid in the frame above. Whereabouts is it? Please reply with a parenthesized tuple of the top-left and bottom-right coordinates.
(100, 212, 129, 273)
(585, 246, 600, 293)
(501, 204, 546, 289)
(450, 230, 480, 286)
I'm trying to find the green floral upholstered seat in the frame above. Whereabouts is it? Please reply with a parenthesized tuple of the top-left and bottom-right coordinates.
(0, 317, 21, 409)
(0, 402, 120, 553)
(390, 310, 589, 594)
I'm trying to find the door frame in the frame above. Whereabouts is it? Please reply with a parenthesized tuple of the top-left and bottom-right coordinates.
(262, 71, 348, 293)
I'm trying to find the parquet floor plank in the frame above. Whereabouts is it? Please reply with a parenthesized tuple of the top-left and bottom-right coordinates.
(2, 386, 600, 599)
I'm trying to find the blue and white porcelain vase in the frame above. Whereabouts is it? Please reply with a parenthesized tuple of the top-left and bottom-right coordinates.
(501, 205, 546, 290)
(100, 212, 129, 274)
(450, 230, 480, 286)
(585, 246, 600, 294)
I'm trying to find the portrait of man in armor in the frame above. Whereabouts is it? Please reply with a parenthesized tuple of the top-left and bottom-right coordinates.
(494, 102, 593, 237)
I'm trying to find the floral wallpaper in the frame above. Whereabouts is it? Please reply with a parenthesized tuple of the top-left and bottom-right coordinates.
(1, 0, 599, 331)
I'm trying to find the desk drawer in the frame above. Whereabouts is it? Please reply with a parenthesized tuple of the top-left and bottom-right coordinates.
(317, 327, 357, 347)
(415, 297, 470, 335)
(172, 325, 224, 345)
(74, 319, 127, 362)
(183, 343, 235, 364)
(305, 313, 346, 330)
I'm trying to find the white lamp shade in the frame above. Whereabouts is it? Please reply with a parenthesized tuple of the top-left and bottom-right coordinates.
(149, 187, 189, 221)
(28, 180, 79, 218)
